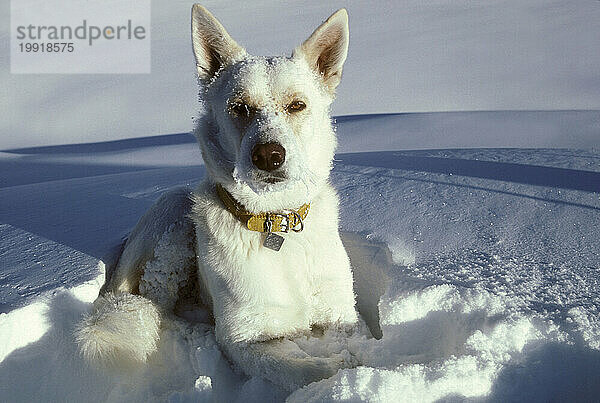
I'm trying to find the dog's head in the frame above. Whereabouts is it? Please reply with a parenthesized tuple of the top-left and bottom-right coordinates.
(191, 5, 349, 212)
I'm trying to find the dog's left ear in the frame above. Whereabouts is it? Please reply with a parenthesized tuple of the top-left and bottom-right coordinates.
(293, 9, 349, 95)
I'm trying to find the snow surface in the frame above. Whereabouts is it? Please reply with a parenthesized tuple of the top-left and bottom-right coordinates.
(3, 2, 600, 399)
(1, 111, 599, 402)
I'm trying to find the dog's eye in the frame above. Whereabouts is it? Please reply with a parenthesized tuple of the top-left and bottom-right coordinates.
(286, 100, 306, 113)
(230, 102, 254, 117)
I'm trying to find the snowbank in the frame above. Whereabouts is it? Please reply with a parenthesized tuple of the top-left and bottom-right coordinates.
(1, 113, 599, 401)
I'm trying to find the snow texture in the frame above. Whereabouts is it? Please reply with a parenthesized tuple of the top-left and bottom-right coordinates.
(2, 2, 600, 400)
(1, 114, 599, 401)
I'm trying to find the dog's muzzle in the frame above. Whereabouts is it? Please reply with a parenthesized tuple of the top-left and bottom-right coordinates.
(251, 142, 286, 172)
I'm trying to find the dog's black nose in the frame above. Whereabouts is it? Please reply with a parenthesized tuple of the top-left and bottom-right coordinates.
(251, 142, 286, 171)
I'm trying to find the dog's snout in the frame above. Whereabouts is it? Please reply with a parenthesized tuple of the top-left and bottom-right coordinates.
(251, 142, 286, 171)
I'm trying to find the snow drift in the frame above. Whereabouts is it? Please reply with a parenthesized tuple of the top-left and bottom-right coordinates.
(1, 112, 599, 402)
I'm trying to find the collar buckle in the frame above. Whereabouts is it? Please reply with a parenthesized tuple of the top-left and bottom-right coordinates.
(264, 214, 274, 233)
(269, 211, 304, 233)
(267, 212, 291, 233)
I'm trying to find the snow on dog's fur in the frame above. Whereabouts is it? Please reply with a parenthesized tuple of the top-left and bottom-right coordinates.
(76, 5, 359, 390)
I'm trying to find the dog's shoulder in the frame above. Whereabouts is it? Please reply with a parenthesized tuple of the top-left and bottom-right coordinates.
(103, 186, 196, 294)
(132, 186, 196, 241)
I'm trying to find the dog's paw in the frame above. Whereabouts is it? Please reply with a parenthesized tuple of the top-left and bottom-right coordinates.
(292, 356, 339, 385)
(75, 292, 161, 368)
(287, 352, 357, 389)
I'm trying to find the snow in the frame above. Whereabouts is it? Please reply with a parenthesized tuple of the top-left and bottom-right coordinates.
(1, 112, 599, 401)
(2, 1, 600, 400)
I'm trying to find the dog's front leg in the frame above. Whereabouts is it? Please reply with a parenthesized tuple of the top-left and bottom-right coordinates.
(224, 338, 354, 391)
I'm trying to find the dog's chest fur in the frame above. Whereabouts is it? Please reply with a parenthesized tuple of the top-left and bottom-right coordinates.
(191, 180, 357, 344)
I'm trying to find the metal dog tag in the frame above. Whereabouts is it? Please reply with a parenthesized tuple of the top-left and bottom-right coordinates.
(264, 232, 284, 251)
(262, 214, 284, 251)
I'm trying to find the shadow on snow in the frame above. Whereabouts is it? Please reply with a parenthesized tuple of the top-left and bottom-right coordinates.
(337, 152, 600, 193)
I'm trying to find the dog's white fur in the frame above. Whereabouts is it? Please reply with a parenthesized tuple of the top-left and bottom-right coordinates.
(76, 5, 358, 390)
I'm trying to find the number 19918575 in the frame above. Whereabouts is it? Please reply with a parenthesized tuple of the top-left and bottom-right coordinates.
(19, 42, 74, 52)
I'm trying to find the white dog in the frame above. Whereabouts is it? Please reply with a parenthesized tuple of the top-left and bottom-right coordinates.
(76, 5, 360, 390)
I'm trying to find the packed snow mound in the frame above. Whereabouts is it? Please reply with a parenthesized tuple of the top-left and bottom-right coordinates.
(2, 240, 599, 402)
(1, 120, 599, 401)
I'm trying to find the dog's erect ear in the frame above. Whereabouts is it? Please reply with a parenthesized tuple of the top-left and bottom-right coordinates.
(191, 4, 246, 80)
(293, 9, 349, 94)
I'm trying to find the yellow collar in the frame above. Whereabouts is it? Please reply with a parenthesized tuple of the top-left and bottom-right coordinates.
(216, 184, 310, 233)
